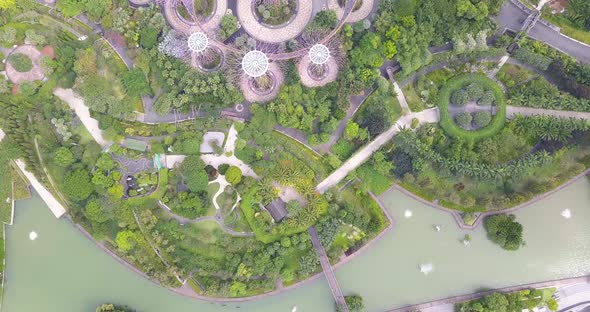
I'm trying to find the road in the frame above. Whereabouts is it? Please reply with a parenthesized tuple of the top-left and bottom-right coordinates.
(494, 0, 590, 64)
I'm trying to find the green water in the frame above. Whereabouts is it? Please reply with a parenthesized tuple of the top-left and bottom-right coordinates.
(3, 179, 590, 311)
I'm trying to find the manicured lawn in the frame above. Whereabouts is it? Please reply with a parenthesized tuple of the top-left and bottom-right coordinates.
(402, 84, 425, 112)
(438, 73, 506, 141)
(356, 164, 392, 195)
(206, 182, 220, 216)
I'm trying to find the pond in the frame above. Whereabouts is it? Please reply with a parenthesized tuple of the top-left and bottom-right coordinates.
(3, 179, 590, 311)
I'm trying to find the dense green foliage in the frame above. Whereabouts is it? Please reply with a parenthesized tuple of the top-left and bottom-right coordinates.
(438, 74, 506, 140)
(509, 77, 590, 112)
(95, 304, 134, 312)
(8, 53, 32, 72)
(484, 214, 524, 250)
(458, 288, 558, 312)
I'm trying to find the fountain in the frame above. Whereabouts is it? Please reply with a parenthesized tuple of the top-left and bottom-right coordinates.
(29, 231, 38, 241)
(291, 306, 297, 312)
(404, 209, 413, 218)
(561, 209, 572, 219)
(434, 225, 441, 231)
(419, 263, 434, 275)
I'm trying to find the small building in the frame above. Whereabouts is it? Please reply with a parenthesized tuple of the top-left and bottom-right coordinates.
(265, 198, 288, 223)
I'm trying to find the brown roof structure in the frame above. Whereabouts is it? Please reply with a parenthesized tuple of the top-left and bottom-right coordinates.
(265, 198, 288, 222)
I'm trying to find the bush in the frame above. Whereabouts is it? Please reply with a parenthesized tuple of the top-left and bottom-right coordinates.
(218, 163, 229, 175)
(438, 73, 506, 140)
(483, 214, 524, 250)
(513, 47, 552, 71)
(450, 89, 469, 105)
(8, 53, 33, 72)
(465, 83, 484, 100)
(478, 90, 495, 105)
(455, 112, 472, 128)
(220, 14, 239, 40)
(473, 111, 492, 128)
(225, 166, 242, 185)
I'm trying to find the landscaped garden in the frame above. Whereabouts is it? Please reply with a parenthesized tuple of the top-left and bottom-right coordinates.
(255, 0, 297, 26)
(1, 0, 590, 308)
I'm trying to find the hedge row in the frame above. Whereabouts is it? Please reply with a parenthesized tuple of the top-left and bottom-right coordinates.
(438, 73, 506, 140)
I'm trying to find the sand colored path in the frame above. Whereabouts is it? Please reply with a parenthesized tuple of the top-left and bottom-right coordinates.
(14, 159, 66, 218)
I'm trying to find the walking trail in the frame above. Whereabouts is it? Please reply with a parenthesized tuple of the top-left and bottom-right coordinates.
(316, 108, 440, 193)
(14, 159, 66, 218)
(53, 88, 111, 148)
(507, 106, 590, 120)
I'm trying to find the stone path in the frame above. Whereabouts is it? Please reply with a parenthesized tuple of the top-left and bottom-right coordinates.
(5, 45, 45, 84)
(157, 200, 254, 237)
(389, 73, 410, 114)
(488, 54, 509, 78)
(506, 106, 590, 120)
(316, 108, 440, 193)
(209, 175, 230, 211)
(14, 159, 66, 218)
(236, 0, 313, 43)
(53, 88, 111, 148)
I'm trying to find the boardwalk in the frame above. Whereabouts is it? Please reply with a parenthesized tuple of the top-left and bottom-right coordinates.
(308, 226, 349, 312)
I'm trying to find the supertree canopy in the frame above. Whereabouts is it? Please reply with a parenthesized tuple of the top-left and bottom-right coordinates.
(241, 50, 269, 78)
(187, 32, 209, 53)
(308, 44, 330, 65)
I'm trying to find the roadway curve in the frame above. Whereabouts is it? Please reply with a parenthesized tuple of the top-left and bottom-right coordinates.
(494, 0, 590, 63)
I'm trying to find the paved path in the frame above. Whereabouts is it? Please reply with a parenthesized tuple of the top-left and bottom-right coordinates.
(308, 226, 349, 312)
(236, 0, 313, 43)
(53, 88, 111, 148)
(387, 70, 411, 114)
(314, 88, 372, 153)
(495, 0, 590, 64)
(316, 108, 440, 193)
(388, 275, 590, 312)
(201, 154, 259, 179)
(488, 55, 509, 78)
(507, 106, 590, 120)
(14, 159, 66, 218)
(157, 200, 254, 237)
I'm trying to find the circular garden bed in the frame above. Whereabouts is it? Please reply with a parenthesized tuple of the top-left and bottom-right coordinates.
(177, 0, 215, 21)
(254, 0, 297, 26)
(438, 73, 506, 140)
(8, 53, 33, 73)
(338, 0, 363, 11)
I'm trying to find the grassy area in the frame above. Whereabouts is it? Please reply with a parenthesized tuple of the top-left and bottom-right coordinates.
(10, 164, 31, 201)
(497, 63, 538, 88)
(438, 73, 506, 141)
(402, 84, 425, 112)
(206, 182, 220, 216)
(356, 164, 393, 195)
(543, 10, 590, 45)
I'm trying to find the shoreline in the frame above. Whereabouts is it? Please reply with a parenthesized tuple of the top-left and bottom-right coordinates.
(7, 177, 590, 310)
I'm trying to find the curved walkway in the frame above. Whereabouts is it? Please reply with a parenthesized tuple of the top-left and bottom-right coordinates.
(495, 0, 590, 63)
(5, 45, 45, 84)
(297, 56, 339, 88)
(236, 0, 313, 43)
(162, 0, 228, 34)
(157, 200, 254, 237)
(327, 0, 374, 23)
